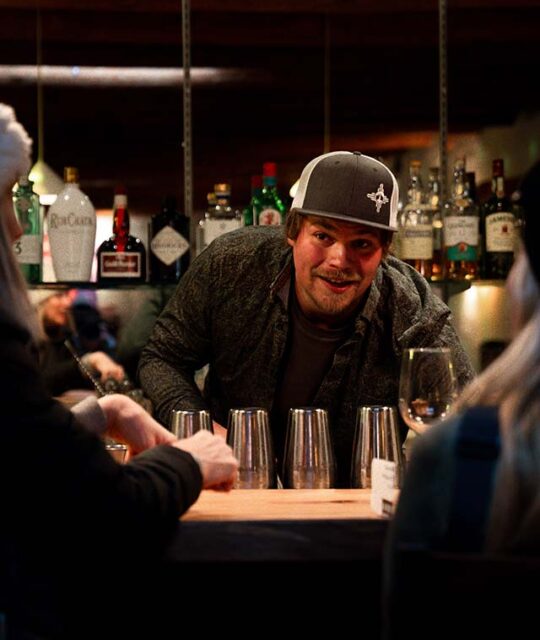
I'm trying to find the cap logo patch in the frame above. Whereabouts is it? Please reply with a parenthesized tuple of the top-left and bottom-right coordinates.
(366, 183, 389, 213)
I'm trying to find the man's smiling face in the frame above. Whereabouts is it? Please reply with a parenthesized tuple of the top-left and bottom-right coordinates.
(287, 215, 385, 329)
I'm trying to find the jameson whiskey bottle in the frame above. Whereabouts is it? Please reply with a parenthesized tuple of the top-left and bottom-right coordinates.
(427, 167, 444, 281)
(12, 175, 42, 283)
(481, 159, 515, 279)
(254, 162, 286, 225)
(48, 167, 96, 282)
(150, 195, 190, 283)
(242, 175, 262, 226)
(398, 161, 433, 279)
(443, 158, 479, 281)
(97, 185, 146, 284)
(198, 183, 242, 253)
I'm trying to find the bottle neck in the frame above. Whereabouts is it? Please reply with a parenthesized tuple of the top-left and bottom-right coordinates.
(263, 175, 276, 188)
(492, 175, 506, 199)
(113, 195, 130, 238)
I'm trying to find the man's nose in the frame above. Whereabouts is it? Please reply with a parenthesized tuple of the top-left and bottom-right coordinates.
(327, 242, 350, 268)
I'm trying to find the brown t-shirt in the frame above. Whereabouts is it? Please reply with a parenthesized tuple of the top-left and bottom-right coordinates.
(271, 288, 354, 467)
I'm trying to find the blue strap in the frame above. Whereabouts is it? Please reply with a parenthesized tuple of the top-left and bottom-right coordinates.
(445, 406, 500, 552)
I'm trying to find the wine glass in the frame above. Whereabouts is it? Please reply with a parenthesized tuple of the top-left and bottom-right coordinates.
(398, 348, 458, 435)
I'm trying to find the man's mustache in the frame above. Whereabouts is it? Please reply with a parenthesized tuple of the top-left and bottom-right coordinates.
(313, 269, 362, 283)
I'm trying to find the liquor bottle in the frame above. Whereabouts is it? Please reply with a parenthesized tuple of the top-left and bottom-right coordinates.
(443, 158, 479, 281)
(242, 175, 262, 226)
(12, 175, 42, 283)
(254, 162, 286, 225)
(398, 161, 433, 279)
(149, 195, 190, 283)
(48, 167, 96, 282)
(197, 183, 243, 253)
(481, 159, 515, 279)
(97, 185, 146, 284)
(427, 167, 444, 281)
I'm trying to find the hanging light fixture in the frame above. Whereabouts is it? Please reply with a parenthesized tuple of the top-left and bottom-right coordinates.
(28, 9, 63, 206)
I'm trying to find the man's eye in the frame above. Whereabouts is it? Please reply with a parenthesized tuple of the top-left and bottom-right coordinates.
(314, 232, 329, 241)
(353, 240, 373, 250)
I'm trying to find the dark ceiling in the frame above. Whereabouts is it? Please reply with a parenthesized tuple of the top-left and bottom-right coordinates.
(1, 0, 540, 211)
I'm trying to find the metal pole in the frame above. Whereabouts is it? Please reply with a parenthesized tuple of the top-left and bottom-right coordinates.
(181, 0, 193, 218)
(438, 0, 448, 203)
(324, 15, 331, 154)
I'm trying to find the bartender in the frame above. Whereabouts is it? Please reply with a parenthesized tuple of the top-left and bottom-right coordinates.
(139, 151, 474, 486)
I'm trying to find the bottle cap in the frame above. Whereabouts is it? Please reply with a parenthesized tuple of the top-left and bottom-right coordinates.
(64, 166, 79, 183)
(263, 162, 277, 177)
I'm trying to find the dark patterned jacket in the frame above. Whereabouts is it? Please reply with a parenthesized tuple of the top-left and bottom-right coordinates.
(139, 226, 474, 486)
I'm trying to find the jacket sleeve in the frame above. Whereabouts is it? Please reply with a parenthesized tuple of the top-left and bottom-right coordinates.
(1, 326, 202, 559)
(387, 259, 476, 390)
(138, 249, 216, 426)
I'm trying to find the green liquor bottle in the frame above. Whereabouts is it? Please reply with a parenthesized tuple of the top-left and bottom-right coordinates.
(242, 175, 262, 226)
(12, 175, 42, 283)
(254, 162, 286, 226)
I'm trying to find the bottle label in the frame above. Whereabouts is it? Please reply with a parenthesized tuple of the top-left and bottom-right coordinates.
(486, 212, 515, 253)
(202, 219, 242, 246)
(100, 252, 141, 278)
(258, 208, 282, 226)
(47, 185, 96, 281)
(444, 216, 479, 260)
(151, 226, 189, 266)
(13, 235, 41, 264)
(400, 225, 433, 260)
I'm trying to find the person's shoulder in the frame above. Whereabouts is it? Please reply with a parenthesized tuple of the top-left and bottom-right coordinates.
(380, 255, 450, 319)
(202, 226, 289, 277)
(412, 414, 462, 461)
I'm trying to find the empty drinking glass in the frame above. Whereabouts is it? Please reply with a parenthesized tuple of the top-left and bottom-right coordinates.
(283, 407, 336, 489)
(170, 409, 213, 438)
(227, 408, 275, 489)
(351, 405, 403, 489)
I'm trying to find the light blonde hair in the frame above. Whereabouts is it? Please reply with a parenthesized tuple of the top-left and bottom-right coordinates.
(454, 249, 540, 552)
(0, 103, 38, 338)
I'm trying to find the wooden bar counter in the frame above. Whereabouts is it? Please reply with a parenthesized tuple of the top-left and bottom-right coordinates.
(159, 489, 389, 635)
(182, 488, 382, 522)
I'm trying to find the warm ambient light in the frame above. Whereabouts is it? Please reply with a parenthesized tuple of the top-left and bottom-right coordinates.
(28, 159, 63, 205)
(0, 65, 259, 87)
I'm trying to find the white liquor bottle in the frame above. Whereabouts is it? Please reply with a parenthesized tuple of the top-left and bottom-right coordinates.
(47, 167, 96, 282)
(197, 183, 242, 254)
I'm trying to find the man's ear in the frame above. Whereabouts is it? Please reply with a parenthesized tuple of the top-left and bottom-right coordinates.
(286, 236, 295, 248)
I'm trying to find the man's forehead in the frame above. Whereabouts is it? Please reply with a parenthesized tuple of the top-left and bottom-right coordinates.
(305, 214, 383, 237)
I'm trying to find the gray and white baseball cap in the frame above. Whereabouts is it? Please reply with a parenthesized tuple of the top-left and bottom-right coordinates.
(291, 151, 399, 231)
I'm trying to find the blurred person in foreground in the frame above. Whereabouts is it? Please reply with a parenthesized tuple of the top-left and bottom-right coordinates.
(35, 289, 126, 395)
(385, 162, 540, 630)
(0, 103, 238, 638)
(139, 151, 474, 486)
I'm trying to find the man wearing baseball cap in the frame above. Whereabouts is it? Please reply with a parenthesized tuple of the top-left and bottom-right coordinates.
(140, 151, 474, 486)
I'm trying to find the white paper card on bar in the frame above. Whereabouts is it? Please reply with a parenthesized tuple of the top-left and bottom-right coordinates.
(370, 458, 396, 516)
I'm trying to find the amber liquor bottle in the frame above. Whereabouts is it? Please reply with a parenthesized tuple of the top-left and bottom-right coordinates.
(443, 158, 479, 281)
(97, 186, 146, 284)
(150, 195, 190, 283)
(481, 159, 515, 279)
(398, 160, 433, 279)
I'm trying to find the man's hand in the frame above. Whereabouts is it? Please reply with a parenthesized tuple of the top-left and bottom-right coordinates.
(98, 394, 175, 458)
(174, 430, 238, 491)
